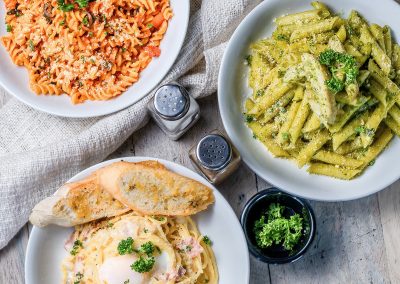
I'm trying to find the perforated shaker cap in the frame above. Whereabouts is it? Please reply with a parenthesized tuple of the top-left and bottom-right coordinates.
(153, 83, 190, 120)
(196, 134, 232, 171)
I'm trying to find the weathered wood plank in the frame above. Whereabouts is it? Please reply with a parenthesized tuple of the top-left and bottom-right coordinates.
(378, 179, 400, 283)
(0, 225, 29, 284)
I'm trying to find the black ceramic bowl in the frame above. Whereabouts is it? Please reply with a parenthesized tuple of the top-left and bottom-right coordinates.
(240, 188, 316, 264)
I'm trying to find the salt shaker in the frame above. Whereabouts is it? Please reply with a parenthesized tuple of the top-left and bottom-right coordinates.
(147, 83, 200, 140)
(189, 130, 241, 184)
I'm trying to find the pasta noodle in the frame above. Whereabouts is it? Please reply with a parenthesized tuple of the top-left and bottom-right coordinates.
(244, 2, 400, 180)
(1, 0, 173, 104)
(62, 212, 218, 283)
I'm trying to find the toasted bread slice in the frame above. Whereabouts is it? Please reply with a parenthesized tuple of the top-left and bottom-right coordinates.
(97, 161, 215, 216)
(29, 174, 129, 227)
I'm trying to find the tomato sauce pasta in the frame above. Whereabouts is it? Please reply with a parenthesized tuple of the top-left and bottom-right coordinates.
(1, 0, 173, 103)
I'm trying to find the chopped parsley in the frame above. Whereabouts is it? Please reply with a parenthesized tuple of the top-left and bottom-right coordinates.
(254, 203, 304, 251)
(57, 0, 74, 12)
(90, 58, 95, 64)
(70, 240, 83, 255)
(82, 16, 89, 26)
(139, 241, 155, 256)
(117, 237, 135, 255)
(124, 280, 130, 284)
(276, 34, 289, 42)
(153, 216, 165, 221)
(245, 114, 254, 123)
(185, 245, 192, 252)
(281, 132, 289, 141)
(245, 54, 252, 66)
(355, 125, 375, 136)
(278, 70, 286, 78)
(131, 256, 155, 273)
(60, 19, 65, 26)
(80, 55, 86, 63)
(368, 159, 376, 166)
(319, 49, 359, 93)
(147, 23, 154, 28)
(122, 47, 127, 52)
(256, 89, 264, 97)
(202, 236, 212, 245)
(143, 228, 148, 233)
(6, 24, 12, 32)
(73, 272, 84, 284)
(88, 31, 93, 37)
(28, 40, 35, 52)
(253, 133, 257, 139)
(75, 0, 88, 8)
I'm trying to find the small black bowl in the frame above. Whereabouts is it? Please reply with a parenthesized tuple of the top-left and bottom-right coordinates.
(240, 188, 316, 264)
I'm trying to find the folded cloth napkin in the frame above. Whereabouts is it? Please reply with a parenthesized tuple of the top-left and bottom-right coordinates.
(0, 0, 261, 249)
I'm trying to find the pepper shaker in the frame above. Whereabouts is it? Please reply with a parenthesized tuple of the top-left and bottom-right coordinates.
(189, 130, 241, 184)
(148, 83, 200, 140)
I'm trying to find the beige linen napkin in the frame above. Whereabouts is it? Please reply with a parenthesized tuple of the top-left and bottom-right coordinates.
(0, 0, 261, 249)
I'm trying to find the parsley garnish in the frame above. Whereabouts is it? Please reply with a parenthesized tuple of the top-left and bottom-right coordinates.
(281, 132, 289, 141)
(60, 19, 65, 26)
(276, 34, 289, 42)
(355, 126, 375, 136)
(88, 31, 93, 37)
(256, 89, 264, 97)
(75, 0, 88, 8)
(118, 237, 135, 255)
(131, 256, 155, 273)
(82, 16, 89, 26)
(153, 216, 165, 221)
(122, 47, 127, 52)
(139, 241, 154, 256)
(74, 272, 83, 284)
(28, 40, 35, 52)
(254, 203, 303, 251)
(57, 0, 74, 12)
(70, 240, 83, 255)
(147, 23, 154, 28)
(245, 114, 254, 123)
(202, 236, 212, 245)
(245, 54, 252, 66)
(124, 280, 130, 284)
(319, 49, 359, 93)
(6, 24, 12, 32)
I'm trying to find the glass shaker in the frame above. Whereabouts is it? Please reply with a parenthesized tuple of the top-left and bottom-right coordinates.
(147, 82, 200, 140)
(189, 130, 241, 184)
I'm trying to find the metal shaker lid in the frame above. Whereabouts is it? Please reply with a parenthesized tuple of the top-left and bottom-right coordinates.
(196, 134, 232, 171)
(153, 83, 190, 120)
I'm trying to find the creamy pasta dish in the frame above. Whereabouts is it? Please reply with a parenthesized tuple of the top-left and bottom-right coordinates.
(1, 0, 172, 103)
(63, 212, 218, 284)
(244, 2, 400, 180)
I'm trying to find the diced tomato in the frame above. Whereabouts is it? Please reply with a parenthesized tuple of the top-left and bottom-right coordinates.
(151, 13, 165, 29)
(144, 46, 161, 57)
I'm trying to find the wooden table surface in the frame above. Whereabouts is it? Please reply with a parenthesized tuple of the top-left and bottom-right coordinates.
(1, 94, 399, 284)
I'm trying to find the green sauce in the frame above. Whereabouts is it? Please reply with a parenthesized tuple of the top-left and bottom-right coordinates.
(253, 203, 304, 252)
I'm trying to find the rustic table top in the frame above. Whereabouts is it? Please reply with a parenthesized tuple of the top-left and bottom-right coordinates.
(1, 94, 399, 284)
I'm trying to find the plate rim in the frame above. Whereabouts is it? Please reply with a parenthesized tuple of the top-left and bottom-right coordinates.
(218, 0, 400, 202)
(24, 156, 250, 283)
(0, 0, 190, 118)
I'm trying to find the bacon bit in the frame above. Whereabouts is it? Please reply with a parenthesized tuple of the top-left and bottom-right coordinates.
(151, 13, 165, 29)
(176, 237, 203, 258)
(144, 46, 161, 57)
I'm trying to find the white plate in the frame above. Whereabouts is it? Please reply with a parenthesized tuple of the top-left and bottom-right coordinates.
(0, 1, 189, 117)
(25, 157, 250, 284)
(218, 0, 400, 201)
